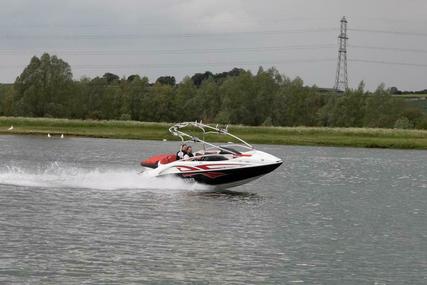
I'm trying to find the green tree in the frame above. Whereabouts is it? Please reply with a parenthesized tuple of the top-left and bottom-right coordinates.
(217, 70, 257, 125)
(363, 87, 404, 128)
(276, 76, 323, 126)
(320, 89, 366, 127)
(175, 77, 198, 121)
(156, 76, 176, 86)
(103, 73, 120, 84)
(126, 76, 150, 120)
(0, 84, 15, 116)
(140, 83, 175, 122)
(191, 71, 213, 87)
(195, 78, 221, 122)
(14, 53, 73, 117)
(69, 78, 90, 119)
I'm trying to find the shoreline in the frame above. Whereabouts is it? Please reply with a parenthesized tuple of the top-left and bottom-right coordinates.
(1, 117, 426, 150)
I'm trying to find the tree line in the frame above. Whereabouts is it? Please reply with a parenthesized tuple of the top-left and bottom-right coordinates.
(389, 87, 427, 95)
(0, 53, 426, 129)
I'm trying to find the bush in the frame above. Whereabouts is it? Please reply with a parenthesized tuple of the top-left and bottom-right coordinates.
(416, 116, 427, 129)
(262, 116, 273, 126)
(120, 113, 131, 121)
(394, 117, 414, 129)
(86, 111, 103, 120)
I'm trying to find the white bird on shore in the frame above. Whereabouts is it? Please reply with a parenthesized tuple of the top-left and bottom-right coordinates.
(61, 134, 64, 139)
(8, 125, 13, 130)
(47, 133, 51, 138)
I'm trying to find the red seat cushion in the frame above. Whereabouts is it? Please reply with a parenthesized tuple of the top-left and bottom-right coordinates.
(141, 153, 177, 168)
(159, 155, 177, 164)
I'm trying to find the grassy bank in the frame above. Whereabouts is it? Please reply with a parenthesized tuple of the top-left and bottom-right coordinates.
(1, 116, 427, 149)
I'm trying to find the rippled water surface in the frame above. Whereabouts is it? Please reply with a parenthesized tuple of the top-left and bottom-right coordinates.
(0, 135, 426, 284)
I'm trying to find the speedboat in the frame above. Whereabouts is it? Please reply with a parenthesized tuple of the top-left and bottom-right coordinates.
(140, 122, 282, 189)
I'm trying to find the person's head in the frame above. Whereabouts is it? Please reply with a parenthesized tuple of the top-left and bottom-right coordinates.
(187, 146, 192, 154)
(181, 144, 187, 151)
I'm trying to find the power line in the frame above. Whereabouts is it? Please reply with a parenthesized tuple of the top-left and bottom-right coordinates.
(350, 45, 427, 54)
(1, 44, 426, 56)
(1, 58, 426, 70)
(350, 28, 427, 37)
(0, 19, 333, 30)
(0, 44, 336, 55)
(349, 59, 427, 67)
(0, 58, 337, 70)
(0, 28, 337, 40)
(3, 28, 427, 40)
(76, 58, 336, 69)
(67, 59, 427, 70)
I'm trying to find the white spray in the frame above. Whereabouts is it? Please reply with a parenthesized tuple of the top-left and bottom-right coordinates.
(0, 162, 210, 192)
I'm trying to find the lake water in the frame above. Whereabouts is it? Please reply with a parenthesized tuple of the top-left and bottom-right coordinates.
(0, 135, 426, 284)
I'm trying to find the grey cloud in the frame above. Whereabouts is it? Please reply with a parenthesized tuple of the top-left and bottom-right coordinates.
(0, 0, 426, 90)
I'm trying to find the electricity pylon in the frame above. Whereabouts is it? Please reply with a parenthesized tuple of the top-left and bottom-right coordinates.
(334, 16, 349, 91)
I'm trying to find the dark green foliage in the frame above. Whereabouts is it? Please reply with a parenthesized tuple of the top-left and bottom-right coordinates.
(214, 68, 244, 82)
(191, 71, 214, 87)
(0, 84, 15, 116)
(3, 53, 427, 129)
(102, 73, 120, 84)
(127, 74, 140, 82)
(156, 76, 176, 86)
(400, 108, 425, 128)
(190, 68, 244, 87)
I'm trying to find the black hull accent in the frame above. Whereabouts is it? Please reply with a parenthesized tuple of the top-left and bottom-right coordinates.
(176, 162, 282, 186)
(141, 162, 158, 169)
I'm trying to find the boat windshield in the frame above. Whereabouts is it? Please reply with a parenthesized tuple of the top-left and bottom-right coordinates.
(202, 144, 251, 155)
(218, 144, 252, 154)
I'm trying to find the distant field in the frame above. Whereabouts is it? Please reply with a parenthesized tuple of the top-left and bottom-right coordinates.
(401, 96, 427, 113)
(391, 94, 427, 113)
(1, 116, 427, 149)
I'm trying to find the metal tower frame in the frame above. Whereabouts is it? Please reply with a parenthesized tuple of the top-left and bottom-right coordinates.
(334, 16, 349, 91)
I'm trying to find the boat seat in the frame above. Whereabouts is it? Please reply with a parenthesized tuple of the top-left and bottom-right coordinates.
(141, 153, 176, 169)
(159, 155, 177, 164)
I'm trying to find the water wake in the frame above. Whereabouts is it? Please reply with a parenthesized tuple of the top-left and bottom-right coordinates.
(0, 163, 208, 191)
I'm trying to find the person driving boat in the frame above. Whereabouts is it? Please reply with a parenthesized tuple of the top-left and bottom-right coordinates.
(184, 146, 194, 159)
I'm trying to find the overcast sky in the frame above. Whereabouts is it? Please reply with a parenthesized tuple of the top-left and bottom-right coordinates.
(0, 0, 426, 90)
